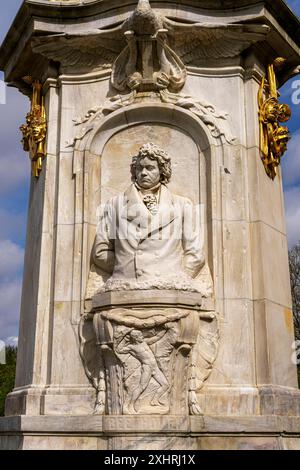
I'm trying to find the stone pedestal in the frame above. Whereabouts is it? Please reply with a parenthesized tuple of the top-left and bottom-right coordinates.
(81, 290, 218, 416)
(1, 0, 300, 450)
(1, 415, 300, 450)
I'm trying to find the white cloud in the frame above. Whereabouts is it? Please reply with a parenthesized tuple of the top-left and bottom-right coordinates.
(0, 240, 24, 278)
(0, 278, 22, 341)
(5, 336, 18, 347)
(284, 186, 300, 248)
(0, 86, 30, 195)
(0, 151, 29, 195)
(282, 130, 300, 188)
(0, 239, 24, 340)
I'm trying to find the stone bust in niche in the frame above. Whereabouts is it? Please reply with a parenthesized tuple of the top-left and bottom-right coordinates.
(93, 142, 210, 295)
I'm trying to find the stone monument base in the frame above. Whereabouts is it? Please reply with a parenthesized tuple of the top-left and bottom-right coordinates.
(1, 414, 300, 450)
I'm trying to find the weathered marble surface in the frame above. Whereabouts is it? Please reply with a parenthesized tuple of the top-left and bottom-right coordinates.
(0, 0, 300, 450)
(1, 414, 300, 450)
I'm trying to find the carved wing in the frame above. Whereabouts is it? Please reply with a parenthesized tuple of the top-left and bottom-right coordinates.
(31, 27, 127, 69)
(163, 19, 270, 64)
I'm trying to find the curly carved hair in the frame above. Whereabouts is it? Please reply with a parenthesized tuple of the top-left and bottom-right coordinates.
(130, 143, 172, 185)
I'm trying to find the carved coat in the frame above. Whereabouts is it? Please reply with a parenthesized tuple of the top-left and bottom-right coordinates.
(93, 184, 204, 283)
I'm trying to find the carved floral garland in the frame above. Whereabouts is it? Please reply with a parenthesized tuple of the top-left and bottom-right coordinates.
(66, 90, 237, 149)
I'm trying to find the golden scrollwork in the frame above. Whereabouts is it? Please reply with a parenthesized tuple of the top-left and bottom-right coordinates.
(20, 78, 47, 178)
(258, 57, 291, 180)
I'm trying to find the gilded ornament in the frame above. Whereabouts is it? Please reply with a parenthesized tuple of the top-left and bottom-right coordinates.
(20, 78, 47, 178)
(258, 58, 291, 179)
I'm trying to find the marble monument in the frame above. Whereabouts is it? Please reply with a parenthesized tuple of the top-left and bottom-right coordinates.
(0, 0, 300, 450)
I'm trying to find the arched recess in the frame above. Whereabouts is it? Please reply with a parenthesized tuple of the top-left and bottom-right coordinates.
(71, 103, 226, 322)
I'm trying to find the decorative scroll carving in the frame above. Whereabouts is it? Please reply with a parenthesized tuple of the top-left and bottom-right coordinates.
(160, 90, 236, 144)
(258, 58, 291, 180)
(32, 0, 270, 88)
(66, 90, 236, 149)
(20, 78, 47, 178)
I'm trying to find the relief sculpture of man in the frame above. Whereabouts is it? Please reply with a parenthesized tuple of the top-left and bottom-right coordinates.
(93, 142, 205, 292)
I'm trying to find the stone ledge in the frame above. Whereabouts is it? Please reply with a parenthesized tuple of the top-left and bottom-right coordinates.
(1, 414, 300, 435)
(92, 289, 214, 311)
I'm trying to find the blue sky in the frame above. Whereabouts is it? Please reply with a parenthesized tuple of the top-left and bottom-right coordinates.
(0, 0, 299, 344)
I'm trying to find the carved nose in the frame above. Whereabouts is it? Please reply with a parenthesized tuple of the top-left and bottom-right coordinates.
(137, 0, 151, 10)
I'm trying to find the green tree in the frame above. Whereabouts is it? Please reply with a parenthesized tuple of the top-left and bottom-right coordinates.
(289, 244, 300, 387)
(289, 244, 300, 341)
(0, 346, 17, 416)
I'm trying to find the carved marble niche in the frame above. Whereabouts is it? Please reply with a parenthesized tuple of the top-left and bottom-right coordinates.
(77, 104, 221, 416)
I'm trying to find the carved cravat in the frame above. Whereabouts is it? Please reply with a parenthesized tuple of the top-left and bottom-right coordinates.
(135, 182, 161, 214)
(142, 194, 159, 214)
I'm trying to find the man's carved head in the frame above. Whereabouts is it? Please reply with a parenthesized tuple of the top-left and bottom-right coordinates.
(130, 330, 144, 343)
(131, 142, 172, 188)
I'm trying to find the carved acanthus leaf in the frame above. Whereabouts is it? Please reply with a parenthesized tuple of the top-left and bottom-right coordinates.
(163, 19, 270, 63)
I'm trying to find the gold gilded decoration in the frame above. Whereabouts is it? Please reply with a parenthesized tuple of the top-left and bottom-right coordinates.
(258, 58, 291, 180)
(20, 78, 47, 178)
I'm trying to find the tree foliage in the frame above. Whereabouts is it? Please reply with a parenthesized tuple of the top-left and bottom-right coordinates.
(289, 244, 300, 387)
(289, 244, 300, 342)
(0, 346, 17, 416)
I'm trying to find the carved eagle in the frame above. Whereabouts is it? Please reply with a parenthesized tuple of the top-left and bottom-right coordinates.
(31, 0, 270, 71)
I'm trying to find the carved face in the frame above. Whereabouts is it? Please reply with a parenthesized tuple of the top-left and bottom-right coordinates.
(130, 330, 144, 343)
(135, 156, 161, 189)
